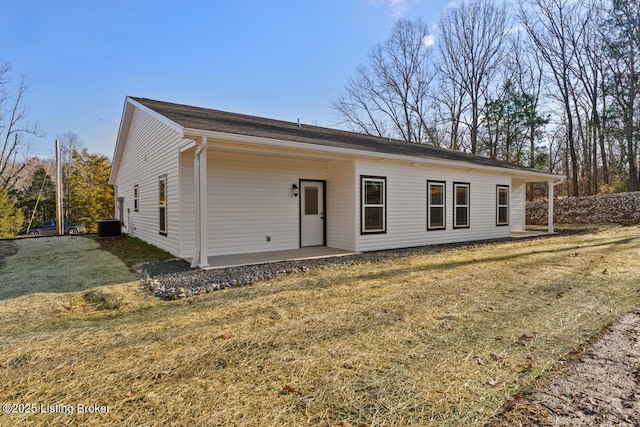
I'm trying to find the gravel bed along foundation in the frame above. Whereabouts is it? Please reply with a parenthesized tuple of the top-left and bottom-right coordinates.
(134, 231, 585, 300)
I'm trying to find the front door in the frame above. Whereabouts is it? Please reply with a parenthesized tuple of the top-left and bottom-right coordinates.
(300, 180, 325, 247)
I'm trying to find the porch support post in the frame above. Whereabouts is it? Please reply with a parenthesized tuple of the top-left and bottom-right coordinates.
(548, 180, 554, 234)
(191, 138, 209, 268)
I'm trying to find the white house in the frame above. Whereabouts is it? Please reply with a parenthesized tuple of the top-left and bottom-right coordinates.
(109, 97, 564, 268)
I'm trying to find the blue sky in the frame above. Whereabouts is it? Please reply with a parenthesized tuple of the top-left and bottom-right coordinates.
(1, 0, 451, 158)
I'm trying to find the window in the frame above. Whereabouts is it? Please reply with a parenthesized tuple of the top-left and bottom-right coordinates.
(427, 181, 446, 230)
(134, 185, 139, 212)
(496, 185, 509, 226)
(453, 182, 470, 228)
(159, 176, 167, 235)
(117, 197, 124, 225)
(304, 186, 319, 215)
(361, 176, 386, 234)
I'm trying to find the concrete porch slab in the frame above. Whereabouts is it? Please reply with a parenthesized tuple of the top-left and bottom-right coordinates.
(203, 246, 356, 269)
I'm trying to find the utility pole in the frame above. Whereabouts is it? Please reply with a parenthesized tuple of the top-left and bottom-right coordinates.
(55, 139, 64, 235)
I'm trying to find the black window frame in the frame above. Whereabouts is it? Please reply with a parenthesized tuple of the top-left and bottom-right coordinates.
(134, 184, 139, 212)
(453, 182, 470, 229)
(427, 180, 446, 230)
(496, 185, 509, 226)
(159, 175, 168, 236)
(360, 175, 387, 234)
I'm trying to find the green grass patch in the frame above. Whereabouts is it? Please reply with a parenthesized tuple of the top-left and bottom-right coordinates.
(85, 234, 173, 267)
(0, 236, 136, 300)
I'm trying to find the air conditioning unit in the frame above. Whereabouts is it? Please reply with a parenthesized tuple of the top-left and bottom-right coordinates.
(97, 219, 122, 238)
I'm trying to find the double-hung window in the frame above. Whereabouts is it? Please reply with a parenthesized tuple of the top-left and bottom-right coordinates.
(134, 185, 139, 212)
(427, 181, 446, 230)
(361, 176, 386, 234)
(159, 176, 167, 235)
(453, 182, 470, 228)
(496, 185, 509, 226)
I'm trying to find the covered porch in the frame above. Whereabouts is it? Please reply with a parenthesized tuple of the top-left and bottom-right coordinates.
(181, 136, 357, 268)
(192, 231, 553, 269)
(512, 176, 565, 235)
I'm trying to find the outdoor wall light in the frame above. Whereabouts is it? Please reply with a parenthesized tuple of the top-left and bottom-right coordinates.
(292, 183, 299, 197)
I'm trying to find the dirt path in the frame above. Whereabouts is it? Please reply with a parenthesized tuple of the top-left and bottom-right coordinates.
(487, 311, 640, 426)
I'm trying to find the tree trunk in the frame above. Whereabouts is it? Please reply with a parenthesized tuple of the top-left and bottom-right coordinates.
(564, 142, 571, 197)
(564, 103, 579, 196)
(627, 126, 639, 191)
(591, 120, 598, 194)
(628, 42, 638, 191)
(598, 72, 609, 185)
(471, 100, 479, 155)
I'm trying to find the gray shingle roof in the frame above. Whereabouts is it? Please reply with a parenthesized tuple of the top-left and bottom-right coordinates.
(131, 97, 551, 175)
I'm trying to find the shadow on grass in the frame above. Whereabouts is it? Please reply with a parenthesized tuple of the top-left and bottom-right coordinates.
(0, 236, 138, 301)
(351, 235, 639, 284)
(199, 233, 640, 308)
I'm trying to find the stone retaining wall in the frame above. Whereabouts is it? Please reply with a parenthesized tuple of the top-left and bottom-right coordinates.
(527, 192, 640, 225)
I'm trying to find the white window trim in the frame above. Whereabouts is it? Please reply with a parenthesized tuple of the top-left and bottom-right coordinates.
(427, 180, 446, 230)
(361, 176, 386, 234)
(453, 182, 470, 229)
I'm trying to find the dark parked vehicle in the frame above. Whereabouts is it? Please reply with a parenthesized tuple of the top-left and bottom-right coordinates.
(20, 221, 86, 236)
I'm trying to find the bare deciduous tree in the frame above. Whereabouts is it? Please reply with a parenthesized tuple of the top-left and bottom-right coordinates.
(57, 131, 84, 221)
(578, 1, 612, 191)
(334, 0, 637, 195)
(0, 60, 42, 193)
(332, 19, 437, 144)
(519, 0, 593, 196)
(604, 0, 640, 191)
(437, 0, 510, 154)
(433, 66, 467, 151)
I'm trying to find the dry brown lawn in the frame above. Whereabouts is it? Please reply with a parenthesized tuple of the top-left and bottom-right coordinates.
(1, 226, 639, 426)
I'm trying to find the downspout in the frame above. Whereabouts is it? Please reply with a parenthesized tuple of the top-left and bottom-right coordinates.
(191, 139, 209, 268)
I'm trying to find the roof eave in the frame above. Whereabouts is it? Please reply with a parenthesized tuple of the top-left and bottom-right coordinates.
(109, 97, 186, 185)
(184, 127, 563, 180)
(108, 98, 135, 185)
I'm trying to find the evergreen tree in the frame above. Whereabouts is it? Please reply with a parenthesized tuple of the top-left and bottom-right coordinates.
(0, 187, 24, 237)
(480, 80, 549, 166)
(67, 149, 113, 232)
(18, 167, 56, 228)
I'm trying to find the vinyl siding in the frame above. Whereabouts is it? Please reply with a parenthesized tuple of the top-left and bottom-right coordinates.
(179, 149, 196, 258)
(113, 102, 555, 262)
(208, 151, 328, 256)
(327, 159, 357, 251)
(113, 108, 184, 256)
(511, 179, 526, 232)
(355, 160, 512, 252)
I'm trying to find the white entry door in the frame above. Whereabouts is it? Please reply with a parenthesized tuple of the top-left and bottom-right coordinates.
(300, 180, 325, 247)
